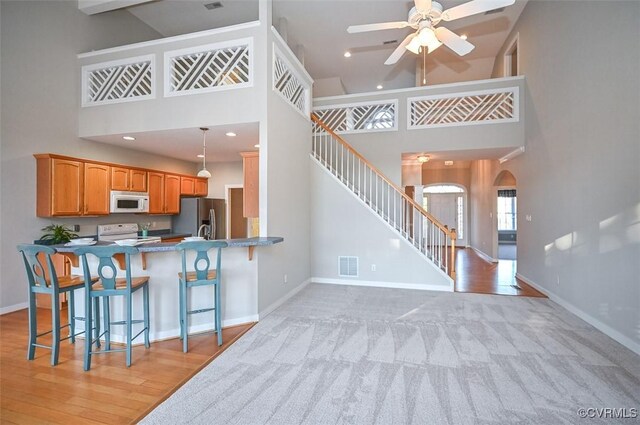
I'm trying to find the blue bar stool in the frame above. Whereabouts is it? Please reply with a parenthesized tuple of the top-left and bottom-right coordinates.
(175, 240, 228, 353)
(17, 244, 99, 366)
(73, 245, 150, 370)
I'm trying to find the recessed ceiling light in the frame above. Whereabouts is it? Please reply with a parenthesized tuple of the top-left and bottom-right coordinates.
(122, 136, 135, 141)
(417, 155, 430, 163)
(376, 85, 383, 90)
(344, 51, 352, 58)
(444, 160, 454, 166)
(254, 144, 260, 148)
(460, 34, 468, 40)
(197, 154, 204, 158)
(225, 132, 236, 137)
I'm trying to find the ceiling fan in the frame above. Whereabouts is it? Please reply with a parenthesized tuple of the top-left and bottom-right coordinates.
(347, 0, 516, 65)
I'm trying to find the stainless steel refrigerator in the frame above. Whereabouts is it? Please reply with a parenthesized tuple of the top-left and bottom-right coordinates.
(172, 198, 226, 240)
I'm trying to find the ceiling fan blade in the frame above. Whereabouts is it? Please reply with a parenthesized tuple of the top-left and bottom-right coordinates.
(347, 21, 410, 33)
(414, 0, 432, 14)
(434, 27, 475, 56)
(441, 0, 515, 22)
(384, 33, 416, 65)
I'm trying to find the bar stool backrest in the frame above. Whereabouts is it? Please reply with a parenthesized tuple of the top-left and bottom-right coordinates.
(17, 244, 58, 291)
(175, 241, 228, 281)
(73, 245, 139, 290)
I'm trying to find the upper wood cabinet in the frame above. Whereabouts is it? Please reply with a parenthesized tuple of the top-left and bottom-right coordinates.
(111, 166, 147, 192)
(35, 156, 109, 217)
(148, 172, 165, 214)
(83, 162, 110, 215)
(180, 176, 195, 196)
(148, 173, 180, 214)
(240, 152, 259, 218)
(195, 178, 208, 196)
(165, 174, 181, 214)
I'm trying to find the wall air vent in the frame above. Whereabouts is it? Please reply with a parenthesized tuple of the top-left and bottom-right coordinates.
(204, 2, 223, 10)
(338, 256, 359, 277)
(383, 40, 398, 45)
(485, 7, 505, 15)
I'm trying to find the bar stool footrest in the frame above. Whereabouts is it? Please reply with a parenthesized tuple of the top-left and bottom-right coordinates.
(187, 307, 215, 315)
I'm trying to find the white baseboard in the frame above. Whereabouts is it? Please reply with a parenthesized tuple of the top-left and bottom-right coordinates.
(471, 246, 498, 263)
(516, 273, 640, 356)
(259, 278, 311, 319)
(0, 302, 28, 315)
(312, 277, 453, 292)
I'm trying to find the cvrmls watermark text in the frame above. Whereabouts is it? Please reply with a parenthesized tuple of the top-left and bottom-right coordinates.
(577, 408, 638, 419)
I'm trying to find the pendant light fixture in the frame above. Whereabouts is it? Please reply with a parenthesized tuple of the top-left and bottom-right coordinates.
(197, 127, 211, 178)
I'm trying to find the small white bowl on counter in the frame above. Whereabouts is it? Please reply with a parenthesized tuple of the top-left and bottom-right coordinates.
(182, 236, 205, 242)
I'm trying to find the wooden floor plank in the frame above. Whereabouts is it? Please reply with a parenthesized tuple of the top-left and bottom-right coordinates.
(0, 307, 254, 423)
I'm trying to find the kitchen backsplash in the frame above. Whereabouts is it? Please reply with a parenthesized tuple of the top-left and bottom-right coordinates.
(37, 215, 173, 237)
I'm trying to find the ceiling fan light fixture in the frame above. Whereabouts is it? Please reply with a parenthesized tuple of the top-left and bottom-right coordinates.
(417, 28, 443, 53)
(406, 36, 422, 54)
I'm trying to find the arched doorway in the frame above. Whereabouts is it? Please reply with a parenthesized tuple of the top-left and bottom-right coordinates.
(494, 170, 517, 261)
(422, 184, 467, 247)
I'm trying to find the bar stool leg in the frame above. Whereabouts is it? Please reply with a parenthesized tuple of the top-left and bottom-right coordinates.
(27, 292, 37, 360)
(103, 297, 111, 351)
(178, 280, 184, 341)
(51, 291, 61, 366)
(94, 297, 101, 349)
(215, 283, 222, 347)
(68, 290, 76, 344)
(143, 284, 150, 348)
(84, 294, 93, 371)
(182, 283, 188, 353)
(126, 293, 132, 367)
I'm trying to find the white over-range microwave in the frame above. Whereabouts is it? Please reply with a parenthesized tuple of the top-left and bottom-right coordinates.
(110, 191, 149, 213)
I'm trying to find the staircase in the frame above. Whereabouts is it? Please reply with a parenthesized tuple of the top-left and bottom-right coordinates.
(311, 114, 457, 278)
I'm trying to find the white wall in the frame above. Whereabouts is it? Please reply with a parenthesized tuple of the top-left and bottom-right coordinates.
(0, 1, 197, 311)
(469, 159, 500, 260)
(482, 1, 640, 352)
(207, 161, 243, 198)
(256, 15, 312, 315)
(311, 161, 452, 290)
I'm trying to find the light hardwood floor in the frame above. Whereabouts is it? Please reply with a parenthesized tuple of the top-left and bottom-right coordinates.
(0, 307, 254, 424)
(454, 248, 546, 297)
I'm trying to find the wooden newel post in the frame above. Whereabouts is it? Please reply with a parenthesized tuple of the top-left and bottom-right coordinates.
(449, 229, 457, 278)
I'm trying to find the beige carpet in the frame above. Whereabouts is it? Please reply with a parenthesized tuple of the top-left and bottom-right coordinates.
(142, 284, 640, 424)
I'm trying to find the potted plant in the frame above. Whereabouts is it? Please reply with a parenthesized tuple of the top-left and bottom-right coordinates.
(40, 224, 78, 245)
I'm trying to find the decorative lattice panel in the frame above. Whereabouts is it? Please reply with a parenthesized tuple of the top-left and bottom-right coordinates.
(273, 53, 309, 115)
(409, 89, 518, 128)
(83, 56, 154, 106)
(166, 40, 251, 96)
(313, 101, 397, 133)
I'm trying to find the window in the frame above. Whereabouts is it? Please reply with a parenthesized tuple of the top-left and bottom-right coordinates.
(424, 185, 464, 194)
(497, 190, 517, 230)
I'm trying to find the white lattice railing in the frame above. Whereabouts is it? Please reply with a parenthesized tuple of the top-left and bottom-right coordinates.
(311, 114, 456, 277)
(408, 87, 518, 129)
(313, 100, 398, 134)
(81, 55, 155, 106)
(273, 46, 310, 117)
(164, 38, 252, 97)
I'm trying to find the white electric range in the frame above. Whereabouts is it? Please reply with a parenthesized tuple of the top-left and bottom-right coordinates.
(97, 223, 161, 244)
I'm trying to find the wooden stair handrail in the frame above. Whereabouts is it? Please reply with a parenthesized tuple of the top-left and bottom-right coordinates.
(311, 113, 454, 237)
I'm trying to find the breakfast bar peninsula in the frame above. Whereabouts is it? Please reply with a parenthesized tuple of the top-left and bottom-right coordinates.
(55, 237, 283, 343)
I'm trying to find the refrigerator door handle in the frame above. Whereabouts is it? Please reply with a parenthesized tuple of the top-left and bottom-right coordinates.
(209, 209, 216, 240)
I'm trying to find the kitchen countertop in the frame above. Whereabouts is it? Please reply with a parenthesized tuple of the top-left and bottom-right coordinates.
(54, 237, 284, 253)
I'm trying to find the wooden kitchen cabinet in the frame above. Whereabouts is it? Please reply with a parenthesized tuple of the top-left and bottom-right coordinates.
(148, 172, 180, 214)
(165, 174, 181, 214)
(148, 172, 165, 214)
(111, 167, 147, 192)
(180, 176, 195, 195)
(84, 162, 110, 215)
(240, 152, 259, 218)
(195, 178, 208, 196)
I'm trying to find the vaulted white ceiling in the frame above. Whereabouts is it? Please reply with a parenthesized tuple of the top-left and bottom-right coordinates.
(127, 0, 528, 94)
